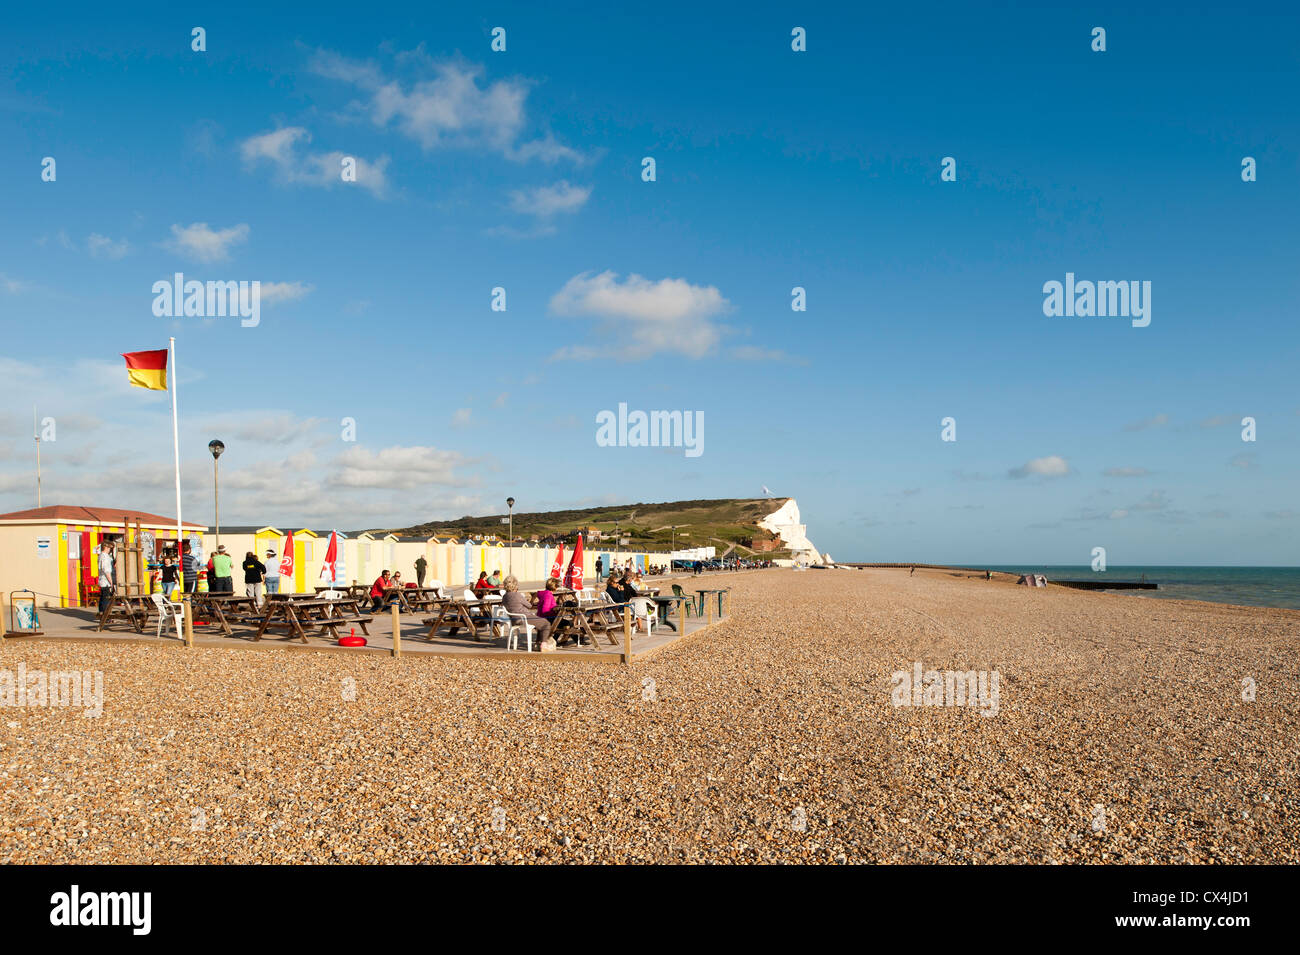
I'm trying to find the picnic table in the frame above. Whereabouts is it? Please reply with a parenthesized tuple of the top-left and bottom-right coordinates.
(550, 601, 626, 648)
(421, 596, 499, 642)
(696, 587, 730, 617)
(190, 592, 261, 635)
(254, 596, 371, 644)
(95, 592, 157, 633)
(650, 594, 689, 631)
(400, 586, 447, 612)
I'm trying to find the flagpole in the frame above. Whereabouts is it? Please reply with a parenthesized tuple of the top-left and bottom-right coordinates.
(170, 337, 183, 551)
(33, 404, 41, 508)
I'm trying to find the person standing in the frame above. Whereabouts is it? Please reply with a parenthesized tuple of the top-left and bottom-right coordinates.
(160, 550, 179, 597)
(414, 554, 427, 589)
(263, 548, 281, 595)
(181, 541, 199, 593)
(211, 544, 235, 593)
(595, 556, 603, 579)
(242, 551, 267, 605)
(96, 541, 116, 616)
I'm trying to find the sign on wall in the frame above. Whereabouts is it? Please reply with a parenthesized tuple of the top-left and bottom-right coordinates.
(36, 537, 52, 558)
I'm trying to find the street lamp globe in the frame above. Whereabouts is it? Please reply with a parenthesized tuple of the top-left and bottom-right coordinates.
(208, 439, 225, 459)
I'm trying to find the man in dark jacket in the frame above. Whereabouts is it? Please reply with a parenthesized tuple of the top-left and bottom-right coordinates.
(242, 551, 267, 605)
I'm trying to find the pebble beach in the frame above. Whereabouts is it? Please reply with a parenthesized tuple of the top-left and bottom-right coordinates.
(2, 567, 1296, 864)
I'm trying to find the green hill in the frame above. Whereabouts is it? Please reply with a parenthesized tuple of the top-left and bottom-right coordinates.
(386, 498, 791, 557)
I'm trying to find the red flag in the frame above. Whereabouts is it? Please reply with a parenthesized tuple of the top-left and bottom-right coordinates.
(121, 349, 168, 391)
(564, 534, 584, 590)
(550, 541, 565, 580)
(279, 531, 295, 581)
(319, 531, 338, 582)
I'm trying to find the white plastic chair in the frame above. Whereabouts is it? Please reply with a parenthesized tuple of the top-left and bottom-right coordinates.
(320, 589, 341, 600)
(426, 579, 444, 598)
(629, 596, 657, 635)
(502, 610, 535, 651)
(151, 591, 183, 639)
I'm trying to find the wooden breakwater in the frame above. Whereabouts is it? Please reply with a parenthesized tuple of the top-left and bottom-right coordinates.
(1051, 579, 1158, 591)
(841, 562, 997, 574)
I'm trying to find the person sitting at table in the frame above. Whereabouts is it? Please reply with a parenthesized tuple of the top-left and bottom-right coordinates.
(605, 572, 632, 604)
(369, 569, 398, 611)
(473, 571, 495, 594)
(501, 575, 551, 646)
(534, 577, 561, 620)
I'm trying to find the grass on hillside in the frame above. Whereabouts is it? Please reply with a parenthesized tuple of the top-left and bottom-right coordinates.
(386, 498, 789, 551)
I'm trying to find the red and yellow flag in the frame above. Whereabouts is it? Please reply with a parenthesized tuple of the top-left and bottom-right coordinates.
(121, 349, 168, 391)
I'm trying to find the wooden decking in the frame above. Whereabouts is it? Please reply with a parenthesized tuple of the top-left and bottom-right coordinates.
(3, 600, 730, 665)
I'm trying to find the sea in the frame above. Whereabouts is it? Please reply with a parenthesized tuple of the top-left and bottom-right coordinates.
(984, 566, 1300, 610)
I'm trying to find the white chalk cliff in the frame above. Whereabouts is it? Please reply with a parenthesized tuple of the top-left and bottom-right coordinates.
(758, 498, 824, 563)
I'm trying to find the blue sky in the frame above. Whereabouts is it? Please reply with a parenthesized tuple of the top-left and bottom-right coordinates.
(1, 1, 1297, 564)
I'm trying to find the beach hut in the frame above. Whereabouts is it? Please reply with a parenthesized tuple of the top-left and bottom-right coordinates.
(0, 505, 206, 608)
(391, 536, 428, 583)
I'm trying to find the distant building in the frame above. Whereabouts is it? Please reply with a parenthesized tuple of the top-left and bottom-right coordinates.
(0, 505, 206, 608)
(748, 535, 784, 554)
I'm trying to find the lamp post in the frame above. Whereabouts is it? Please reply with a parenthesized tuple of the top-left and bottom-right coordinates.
(506, 497, 515, 574)
(208, 439, 225, 548)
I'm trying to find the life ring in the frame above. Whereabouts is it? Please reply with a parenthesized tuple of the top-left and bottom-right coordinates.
(338, 635, 367, 647)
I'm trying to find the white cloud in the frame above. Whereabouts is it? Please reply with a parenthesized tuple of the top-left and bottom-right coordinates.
(35, 230, 75, 251)
(164, 222, 250, 263)
(1, 273, 27, 293)
(258, 281, 314, 305)
(1103, 466, 1149, 477)
(329, 445, 475, 490)
(451, 408, 472, 428)
(729, 345, 808, 365)
(240, 127, 390, 197)
(508, 180, 591, 218)
(0, 355, 491, 527)
(201, 412, 325, 444)
(309, 50, 581, 163)
(1131, 490, 1169, 511)
(1124, 413, 1169, 432)
(86, 233, 130, 259)
(548, 271, 731, 359)
(1008, 455, 1070, 479)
